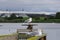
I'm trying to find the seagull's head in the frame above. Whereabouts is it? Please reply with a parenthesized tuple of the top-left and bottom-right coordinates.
(29, 17, 32, 20)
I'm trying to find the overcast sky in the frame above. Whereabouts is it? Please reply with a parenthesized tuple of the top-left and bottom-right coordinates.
(0, 0, 60, 12)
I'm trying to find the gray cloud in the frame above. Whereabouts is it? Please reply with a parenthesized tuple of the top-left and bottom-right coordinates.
(0, 0, 60, 12)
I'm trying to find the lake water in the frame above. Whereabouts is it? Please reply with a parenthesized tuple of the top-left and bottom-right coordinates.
(0, 23, 60, 40)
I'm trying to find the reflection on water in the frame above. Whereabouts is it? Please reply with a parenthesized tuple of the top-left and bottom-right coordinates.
(0, 23, 60, 40)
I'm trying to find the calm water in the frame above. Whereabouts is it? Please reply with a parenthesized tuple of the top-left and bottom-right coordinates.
(0, 23, 60, 40)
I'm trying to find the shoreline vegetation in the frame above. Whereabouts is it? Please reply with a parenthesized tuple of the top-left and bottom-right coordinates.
(0, 19, 60, 23)
(0, 12, 60, 23)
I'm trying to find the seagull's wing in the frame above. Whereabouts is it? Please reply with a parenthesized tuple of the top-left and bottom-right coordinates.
(24, 18, 32, 23)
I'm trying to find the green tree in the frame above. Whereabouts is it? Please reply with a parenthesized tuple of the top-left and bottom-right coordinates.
(49, 16, 55, 19)
(9, 13, 17, 20)
(4, 16, 8, 19)
(55, 12, 60, 19)
(17, 16, 23, 19)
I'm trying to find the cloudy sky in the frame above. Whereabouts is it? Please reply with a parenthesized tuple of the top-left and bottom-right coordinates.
(0, 0, 60, 12)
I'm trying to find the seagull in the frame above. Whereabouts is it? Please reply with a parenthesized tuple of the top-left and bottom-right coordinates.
(38, 29, 43, 36)
(35, 29, 43, 36)
(24, 17, 32, 23)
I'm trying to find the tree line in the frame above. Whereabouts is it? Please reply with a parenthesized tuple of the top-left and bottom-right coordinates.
(0, 12, 60, 23)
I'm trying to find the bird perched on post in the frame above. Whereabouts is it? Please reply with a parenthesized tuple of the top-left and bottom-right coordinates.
(24, 17, 32, 31)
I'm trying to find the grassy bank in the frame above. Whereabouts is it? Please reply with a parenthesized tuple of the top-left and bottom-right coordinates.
(0, 33, 17, 40)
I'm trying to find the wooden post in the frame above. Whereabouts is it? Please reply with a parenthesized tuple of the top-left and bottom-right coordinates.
(27, 24, 33, 32)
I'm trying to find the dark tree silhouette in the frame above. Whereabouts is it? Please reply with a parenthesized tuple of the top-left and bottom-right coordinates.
(55, 12, 60, 19)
